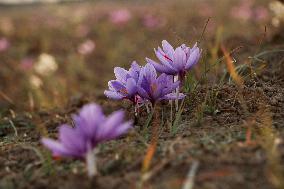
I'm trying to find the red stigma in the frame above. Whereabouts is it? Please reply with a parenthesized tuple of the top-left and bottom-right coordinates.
(163, 54, 172, 62)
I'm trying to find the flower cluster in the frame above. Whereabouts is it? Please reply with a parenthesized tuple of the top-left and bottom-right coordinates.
(42, 40, 201, 177)
(147, 40, 201, 80)
(105, 40, 201, 105)
(104, 61, 141, 103)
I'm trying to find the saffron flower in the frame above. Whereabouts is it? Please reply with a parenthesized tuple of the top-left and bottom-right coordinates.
(137, 63, 185, 105)
(146, 40, 201, 80)
(104, 61, 141, 103)
(42, 103, 132, 177)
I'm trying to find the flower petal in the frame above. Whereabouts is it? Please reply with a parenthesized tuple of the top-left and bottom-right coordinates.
(41, 138, 76, 157)
(162, 80, 180, 95)
(95, 110, 124, 142)
(107, 121, 133, 140)
(173, 47, 186, 71)
(59, 124, 86, 155)
(109, 80, 125, 91)
(143, 63, 157, 82)
(162, 40, 174, 59)
(185, 47, 201, 70)
(146, 58, 176, 75)
(104, 90, 124, 100)
(129, 61, 140, 81)
(114, 67, 129, 83)
(137, 86, 150, 99)
(155, 47, 177, 72)
(126, 78, 137, 96)
(74, 103, 105, 140)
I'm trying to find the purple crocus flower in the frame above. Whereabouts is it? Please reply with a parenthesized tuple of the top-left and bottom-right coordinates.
(42, 103, 132, 177)
(146, 40, 201, 80)
(104, 61, 141, 103)
(137, 63, 185, 105)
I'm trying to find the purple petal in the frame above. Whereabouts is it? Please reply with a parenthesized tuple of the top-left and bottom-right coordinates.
(181, 44, 190, 57)
(41, 138, 76, 157)
(173, 47, 186, 71)
(75, 103, 105, 140)
(107, 121, 133, 140)
(137, 86, 150, 99)
(154, 48, 177, 72)
(95, 110, 125, 142)
(185, 47, 201, 70)
(155, 47, 169, 64)
(162, 80, 180, 95)
(156, 73, 168, 87)
(126, 78, 137, 96)
(59, 124, 86, 155)
(109, 80, 125, 91)
(114, 67, 129, 83)
(161, 40, 174, 60)
(129, 61, 140, 81)
(130, 61, 141, 72)
(104, 90, 124, 100)
(138, 75, 151, 94)
(146, 58, 176, 75)
(143, 63, 157, 82)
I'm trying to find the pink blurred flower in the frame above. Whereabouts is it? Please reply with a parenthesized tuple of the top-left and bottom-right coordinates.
(143, 15, 164, 29)
(0, 37, 10, 52)
(231, 4, 252, 21)
(254, 7, 269, 21)
(20, 57, 34, 71)
(78, 39, 96, 55)
(109, 9, 132, 25)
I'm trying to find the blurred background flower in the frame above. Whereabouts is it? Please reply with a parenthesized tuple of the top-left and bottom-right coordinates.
(269, 1, 284, 27)
(29, 74, 43, 89)
(20, 57, 35, 70)
(34, 53, 58, 76)
(77, 39, 96, 55)
(143, 14, 165, 29)
(230, 0, 254, 21)
(109, 9, 132, 25)
(0, 37, 10, 52)
(230, 0, 270, 23)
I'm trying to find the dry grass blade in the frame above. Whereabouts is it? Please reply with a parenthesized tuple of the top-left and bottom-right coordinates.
(182, 161, 199, 189)
(0, 90, 14, 105)
(142, 141, 157, 173)
(142, 109, 159, 173)
(221, 45, 244, 86)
